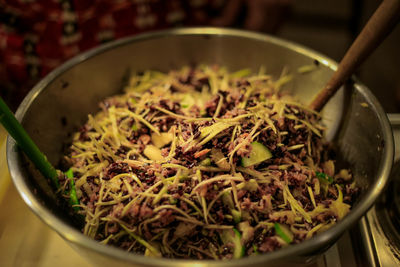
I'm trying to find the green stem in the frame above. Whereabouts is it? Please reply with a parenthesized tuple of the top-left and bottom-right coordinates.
(66, 168, 80, 211)
(0, 96, 59, 188)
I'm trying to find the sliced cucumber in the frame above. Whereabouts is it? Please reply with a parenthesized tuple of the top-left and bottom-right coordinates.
(211, 148, 230, 170)
(221, 229, 245, 259)
(241, 141, 272, 167)
(238, 221, 254, 243)
(244, 179, 258, 192)
(274, 223, 293, 244)
(232, 229, 245, 259)
(231, 209, 241, 224)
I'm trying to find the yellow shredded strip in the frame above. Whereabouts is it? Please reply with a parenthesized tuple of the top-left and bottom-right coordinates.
(61, 65, 356, 259)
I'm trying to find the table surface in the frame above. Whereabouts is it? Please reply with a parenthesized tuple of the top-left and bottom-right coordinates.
(0, 126, 91, 267)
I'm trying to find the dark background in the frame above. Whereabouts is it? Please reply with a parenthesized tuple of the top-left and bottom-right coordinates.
(278, 0, 400, 113)
(2, 0, 399, 113)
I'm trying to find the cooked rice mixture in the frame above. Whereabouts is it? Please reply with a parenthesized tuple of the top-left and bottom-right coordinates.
(59, 65, 359, 259)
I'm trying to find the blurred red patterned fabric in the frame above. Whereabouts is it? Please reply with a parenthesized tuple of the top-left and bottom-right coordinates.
(0, 0, 290, 110)
(0, 0, 220, 109)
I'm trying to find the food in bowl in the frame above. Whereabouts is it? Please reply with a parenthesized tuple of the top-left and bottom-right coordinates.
(59, 65, 359, 259)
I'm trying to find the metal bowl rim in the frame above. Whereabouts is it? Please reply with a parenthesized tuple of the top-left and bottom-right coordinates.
(6, 27, 394, 266)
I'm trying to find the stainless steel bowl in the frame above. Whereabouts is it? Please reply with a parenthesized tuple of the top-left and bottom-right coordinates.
(7, 28, 393, 266)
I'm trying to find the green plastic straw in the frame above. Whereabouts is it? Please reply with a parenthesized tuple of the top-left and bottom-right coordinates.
(0, 96, 59, 188)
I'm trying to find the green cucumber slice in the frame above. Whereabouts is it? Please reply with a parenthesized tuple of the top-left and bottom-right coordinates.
(221, 229, 245, 259)
(274, 223, 293, 243)
(241, 141, 272, 167)
(232, 228, 245, 258)
(231, 209, 241, 224)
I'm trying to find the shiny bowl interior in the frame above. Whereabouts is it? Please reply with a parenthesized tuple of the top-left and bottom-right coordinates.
(7, 28, 393, 267)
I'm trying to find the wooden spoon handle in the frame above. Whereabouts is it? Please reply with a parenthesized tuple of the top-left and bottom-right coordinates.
(309, 0, 400, 111)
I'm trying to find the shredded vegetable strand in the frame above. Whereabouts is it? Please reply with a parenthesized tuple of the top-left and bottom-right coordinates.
(60, 65, 358, 260)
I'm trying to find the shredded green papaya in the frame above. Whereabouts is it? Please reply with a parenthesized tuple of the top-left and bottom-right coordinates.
(59, 65, 358, 259)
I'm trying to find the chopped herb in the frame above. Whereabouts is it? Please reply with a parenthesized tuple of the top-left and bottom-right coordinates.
(316, 171, 334, 184)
